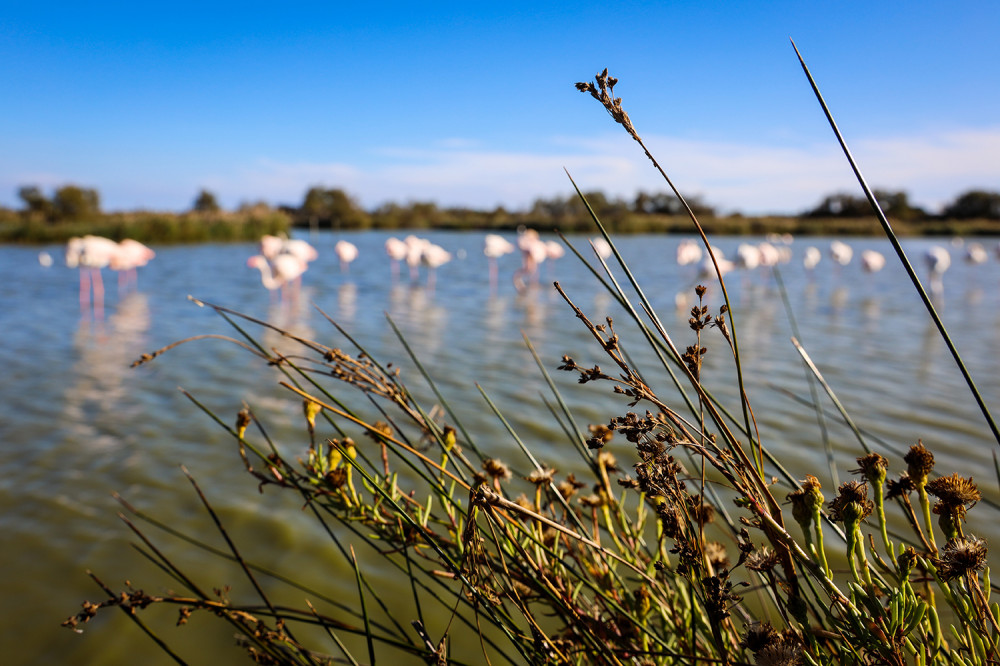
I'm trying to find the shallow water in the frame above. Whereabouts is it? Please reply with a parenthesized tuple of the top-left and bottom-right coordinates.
(2, 231, 999, 664)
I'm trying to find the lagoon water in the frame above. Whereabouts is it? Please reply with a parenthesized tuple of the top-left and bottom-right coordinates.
(2, 230, 1000, 664)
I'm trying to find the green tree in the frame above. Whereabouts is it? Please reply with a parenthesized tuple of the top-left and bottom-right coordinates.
(298, 187, 369, 229)
(805, 189, 922, 219)
(17, 185, 52, 222)
(193, 189, 221, 213)
(52, 185, 100, 221)
(942, 190, 1000, 219)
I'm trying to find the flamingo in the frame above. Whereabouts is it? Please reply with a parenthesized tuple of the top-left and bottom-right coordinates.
(110, 239, 155, 291)
(924, 246, 951, 296)
(404, 235, 428, 281)
(591, 237, 613, 261)
(385, 236, 409, 279)
(544, 240, 565, 276)
(803, 246, 821, 272)
(514, 229, 548, 289)
(260, 235, 317, 286)
(421, 243, 452, 289)
(483, 233, 515, 289)
(965, 242, 988, 265)
(334, 240, 359, 273)
(830, 241, 853, 268)
(247, 253, 307, 301)
(66, 235, 120, 315)
(676, 239, 702, 267)
(735, 243, 761, 271)
(698, 246, 735, 280)
(860, 249, 886, 273)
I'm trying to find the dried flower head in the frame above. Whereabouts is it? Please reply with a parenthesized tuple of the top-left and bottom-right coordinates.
(885, 473, 915, 500)
(741, 622, 779, 653)
(657, 504, 685, 540)
(896, 546, 918, 578)
(828, 480, 874, 525)
(786, 475, 824, 529)
(926, 473, 981, 510)
(596, 450, 618, 473)
(690, 498, 716, 526)
(588, 423, 614, 445)
(756, 639, 804, 666)
(850, 452, 888, 485)
(557, 473, 586, 499)
(482, 458, 511, 482)
(525, 467, 556, 486)
(904, 441, 935, 485)
(745, 547, 780, 573)
(935, 536, 988, 581)
(575, 68, 638, 140)
(705, 540, 729, 571)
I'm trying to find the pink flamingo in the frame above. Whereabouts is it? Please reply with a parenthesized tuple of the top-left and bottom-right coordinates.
(404, 235, 428, 281)
(513, 228, 548, 290)
(334, 240, 359, 273)
(591, 237, 613, 261)
(421, 242, 452, 289)
(66, 235, 119, 316)
(676, 239, 702, 267)
(260, 235, 317, 287)
(544, 240, 565, 277)
(110, 239, 155, 292)
(385, 237, 409, 279)
(247, 253, 307, 302)
(860, 249, 886, 273)
(483, 233, 515, 290)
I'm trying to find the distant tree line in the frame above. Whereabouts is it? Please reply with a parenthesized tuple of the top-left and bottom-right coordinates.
(0, 185, 289, 243)
(3, 182, 1000, 243)
(803, 189, 1000, 221)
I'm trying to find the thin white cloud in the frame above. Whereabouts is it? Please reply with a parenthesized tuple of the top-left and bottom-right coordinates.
(5, 127, 997, 214)
(231, 127, 1000, 214)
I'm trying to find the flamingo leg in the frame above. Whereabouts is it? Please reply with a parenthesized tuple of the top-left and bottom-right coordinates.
(80, 269, 91, 308)
(92, 268, 105, 319)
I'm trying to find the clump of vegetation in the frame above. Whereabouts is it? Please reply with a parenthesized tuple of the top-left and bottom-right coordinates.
(64, 59, 999, 665)
(0, 186, 290, 244)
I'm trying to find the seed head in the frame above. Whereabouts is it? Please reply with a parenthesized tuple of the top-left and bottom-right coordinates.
(786, 475, 824, 529)
(904, 441, 935, 486)
(745, 547, 780, 573)
(525, 467, 556, 486)
(705, 540, 729, 570)
(885, 473, 915, 500)
(828, 480, 874, 525)
(851, 452, 888, 485)
(926, 473, 981, 510)
(935, 536, 988, 581)
(741, 622, 778, 653)
(557, 473, 586, 499)
(482, 458, 511, 482)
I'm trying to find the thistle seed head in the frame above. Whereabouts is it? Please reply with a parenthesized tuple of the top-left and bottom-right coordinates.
(935, 536, 988, 581)
(904, 441, 935, 486)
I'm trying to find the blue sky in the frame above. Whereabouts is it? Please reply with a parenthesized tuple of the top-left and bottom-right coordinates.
(2, 1, 998, 215)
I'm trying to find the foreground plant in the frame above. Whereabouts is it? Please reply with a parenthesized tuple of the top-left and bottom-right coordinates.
(65, 59, 999, 665)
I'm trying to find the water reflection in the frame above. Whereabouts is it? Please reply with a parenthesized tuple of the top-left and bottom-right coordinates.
(337, 282, 357, 322)
(63, 293, 152, 449)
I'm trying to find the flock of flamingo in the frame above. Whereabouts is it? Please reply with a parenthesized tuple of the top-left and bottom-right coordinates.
(57, 230, 998, 317)
(678, 235, 989, 298)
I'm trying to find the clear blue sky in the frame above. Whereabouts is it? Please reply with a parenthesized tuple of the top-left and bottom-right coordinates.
(2, 1, 998, 215)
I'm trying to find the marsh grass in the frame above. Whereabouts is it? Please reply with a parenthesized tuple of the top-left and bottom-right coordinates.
(65, 54, 1000, 665)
